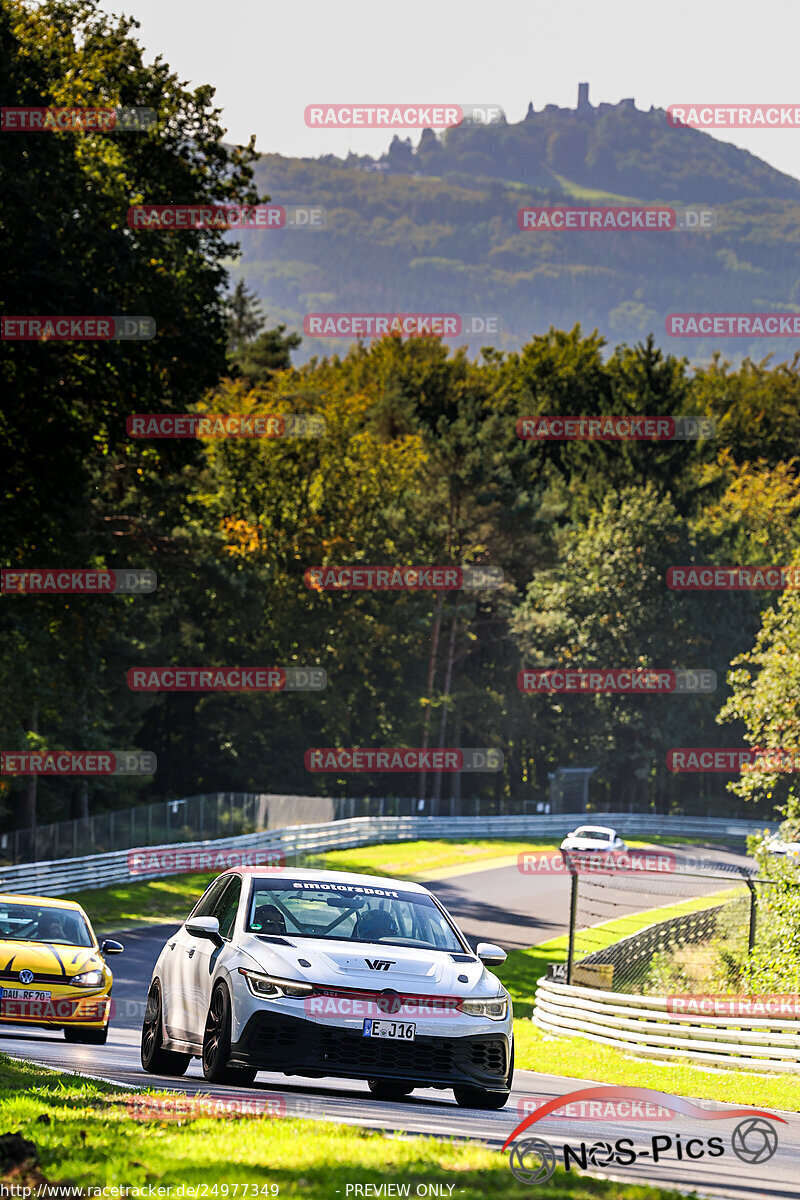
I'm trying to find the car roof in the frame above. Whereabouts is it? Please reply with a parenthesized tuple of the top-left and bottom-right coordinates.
(0, 893, 87, 912)
(220, 865, 428, 893)
(573, 825, 616, 835)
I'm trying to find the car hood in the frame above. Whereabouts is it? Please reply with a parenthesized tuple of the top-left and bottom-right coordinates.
(0, 940, 102, 981)
(238, 934, 496, 995)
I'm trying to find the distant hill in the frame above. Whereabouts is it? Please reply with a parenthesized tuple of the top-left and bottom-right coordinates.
(232, 87, 800, 363)
(380, 96, 800, 204)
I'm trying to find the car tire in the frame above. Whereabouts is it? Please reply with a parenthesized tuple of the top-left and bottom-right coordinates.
(367, 1079, 415, 1101)
(64, 1026, 108, 1046)
(202, 982, 258, 1086)
(453, 1086, 509, 1109)
(140, 981, 191, 1076)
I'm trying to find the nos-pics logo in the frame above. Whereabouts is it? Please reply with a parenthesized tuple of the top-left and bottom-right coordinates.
(505, 1086, 783, 1184)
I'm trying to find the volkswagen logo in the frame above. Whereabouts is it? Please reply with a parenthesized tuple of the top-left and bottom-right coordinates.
(377, 989, 402, 1014)
(18, 969, 35, 985)
(731, 1117, 779, 1164)
(508, 1137, 556, 1185)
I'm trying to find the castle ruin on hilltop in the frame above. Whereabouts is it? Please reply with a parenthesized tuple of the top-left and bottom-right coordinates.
(525, 83, 640, 120)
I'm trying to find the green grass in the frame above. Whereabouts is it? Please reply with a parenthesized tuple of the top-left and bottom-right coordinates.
(0, 1056, 688, 1199)
(304, 838, 558, 877)
(71, 872, 220, 934)
(512, 1023, 800, 1112)
(547, 173, 643, 204)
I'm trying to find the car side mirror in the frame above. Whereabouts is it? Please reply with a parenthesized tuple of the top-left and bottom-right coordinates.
(186, 916, 223, 945)
(100, 939, 123, 956)
(476, 942, 507, 967)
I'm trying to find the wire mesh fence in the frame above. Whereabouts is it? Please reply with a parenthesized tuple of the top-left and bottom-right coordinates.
(551, 845, 761, 994)
(1, 789, 551, 864)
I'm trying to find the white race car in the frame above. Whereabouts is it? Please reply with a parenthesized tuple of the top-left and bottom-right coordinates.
(140, 867, 513, 1108)
(560, 824, 626, 854)
(765, 834, 800, 860)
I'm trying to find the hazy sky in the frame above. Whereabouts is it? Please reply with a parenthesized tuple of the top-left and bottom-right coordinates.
(99, 0, 800, 180)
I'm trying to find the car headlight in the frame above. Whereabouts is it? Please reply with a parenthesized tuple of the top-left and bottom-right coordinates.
(238, 968, 314, 999)
(70, 969, 105, 989)
(459, 990, 509, 1021)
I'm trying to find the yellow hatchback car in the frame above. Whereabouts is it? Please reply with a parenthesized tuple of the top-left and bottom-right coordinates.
(0, 893, 122, 1045)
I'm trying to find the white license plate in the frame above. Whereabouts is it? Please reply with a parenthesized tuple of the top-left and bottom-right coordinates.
(1, 989, 51, 1000)
(363, 1019, 415, 1040)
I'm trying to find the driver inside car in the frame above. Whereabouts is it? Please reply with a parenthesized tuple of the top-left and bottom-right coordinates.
(354, 908, 398, 941)
(37, 912, 68, 942)
(252, 904, 286, 935)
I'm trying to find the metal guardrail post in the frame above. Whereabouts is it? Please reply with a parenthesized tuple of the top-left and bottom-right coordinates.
(564, 849, 578, 986)
(740, 867, 757, 954)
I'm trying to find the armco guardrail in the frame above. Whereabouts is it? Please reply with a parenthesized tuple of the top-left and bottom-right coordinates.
(0, 812, 775, 898)
(533, 977, 800, 1073)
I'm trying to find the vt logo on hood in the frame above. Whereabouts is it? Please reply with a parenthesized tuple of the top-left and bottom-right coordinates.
(364, 959, 395, 970)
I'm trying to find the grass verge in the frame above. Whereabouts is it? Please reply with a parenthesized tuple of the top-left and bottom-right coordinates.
(0, 1056, 689, 1199)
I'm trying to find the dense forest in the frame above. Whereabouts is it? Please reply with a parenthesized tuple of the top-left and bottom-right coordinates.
(3, 0, 800, 834)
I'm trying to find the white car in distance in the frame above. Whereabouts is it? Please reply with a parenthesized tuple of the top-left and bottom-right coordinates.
(560, 824, 627, 854)
(765, 833, 800, 860)
(140, 867, 514, 1109)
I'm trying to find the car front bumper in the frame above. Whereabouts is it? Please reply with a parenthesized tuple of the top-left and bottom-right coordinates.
(230, 1010, 512, 1091)
(0, 990, 111, 1030)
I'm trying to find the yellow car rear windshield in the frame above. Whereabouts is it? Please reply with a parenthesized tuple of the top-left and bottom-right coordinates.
(0, 902, 93, 947)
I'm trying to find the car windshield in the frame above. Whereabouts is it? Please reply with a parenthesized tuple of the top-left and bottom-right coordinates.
(245, 879, 465, 952)
(575, 827, 612, 839)
(0, 902, 94, 947)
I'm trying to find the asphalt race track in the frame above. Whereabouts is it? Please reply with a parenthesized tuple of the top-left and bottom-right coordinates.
(3, 844, 799, 1199)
